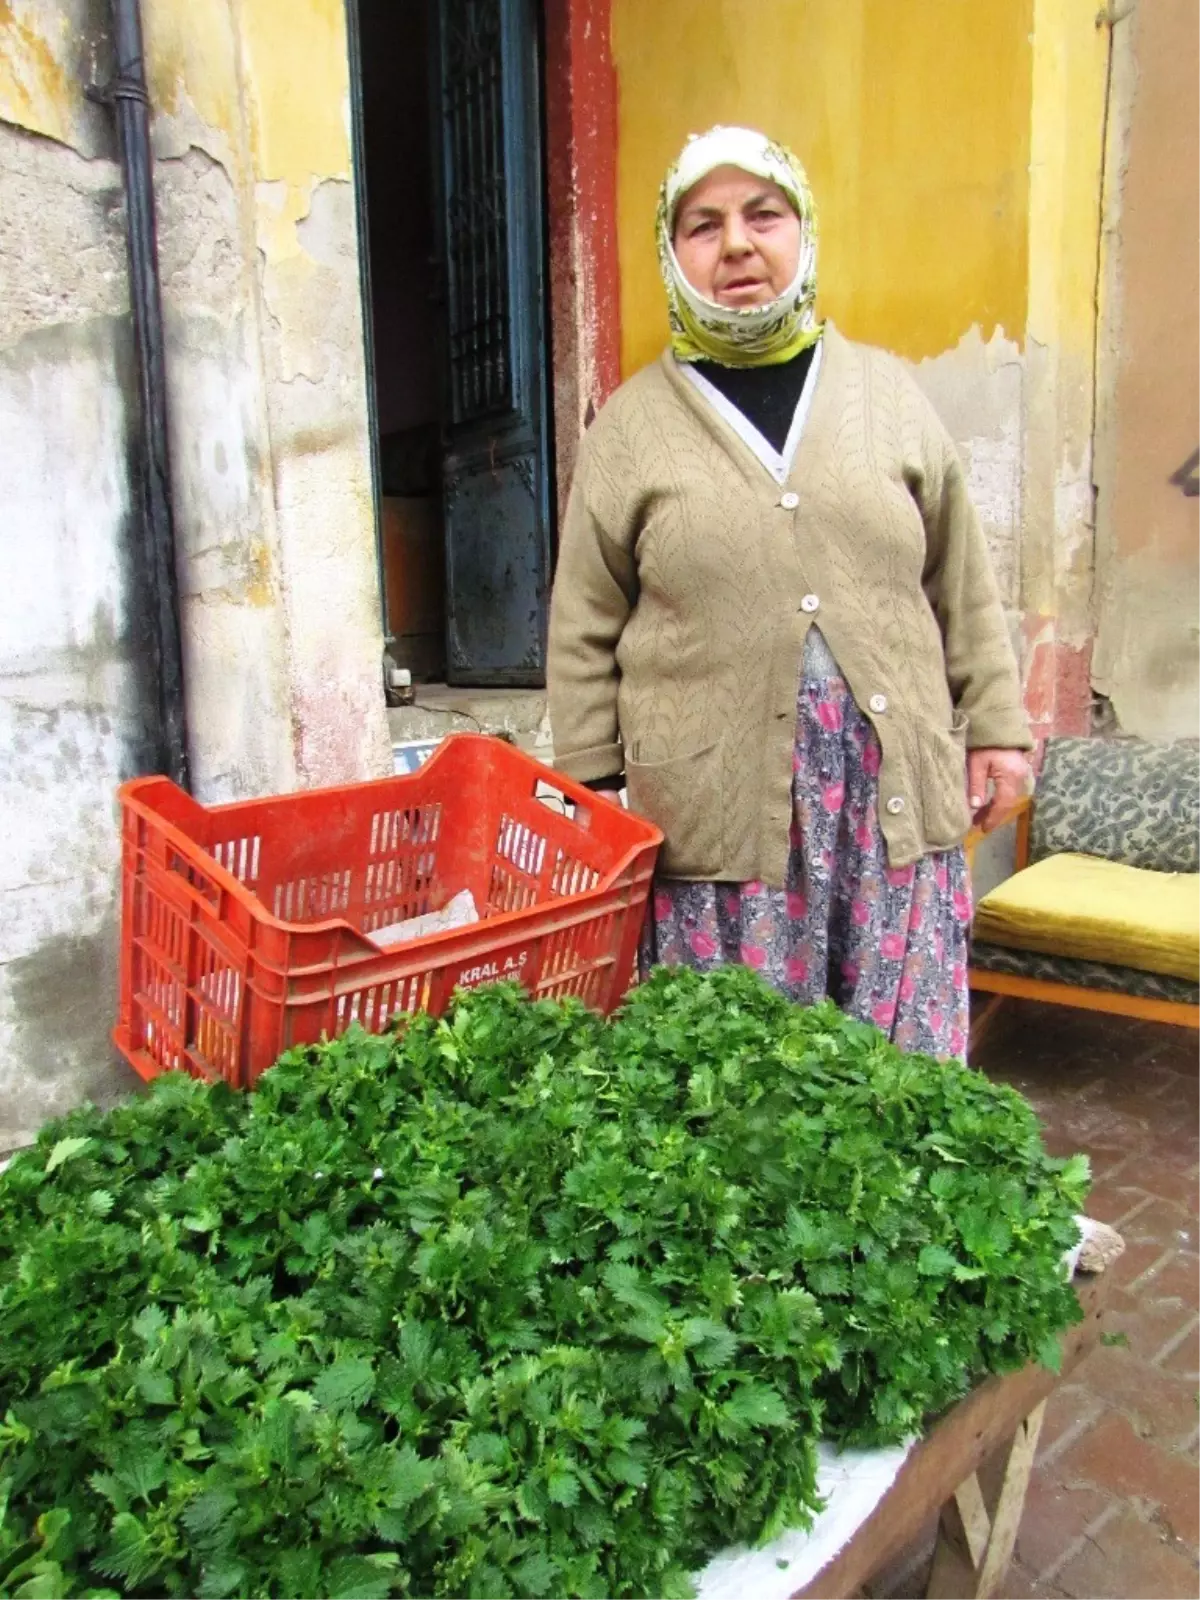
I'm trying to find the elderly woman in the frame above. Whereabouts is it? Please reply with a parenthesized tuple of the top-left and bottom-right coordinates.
(547, 126, 1031, 1061)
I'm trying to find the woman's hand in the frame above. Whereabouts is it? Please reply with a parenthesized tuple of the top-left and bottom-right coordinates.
(966, 747, 1032, 831)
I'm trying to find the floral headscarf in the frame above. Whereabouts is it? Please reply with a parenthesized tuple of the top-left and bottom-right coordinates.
(657, 125, 821, 368)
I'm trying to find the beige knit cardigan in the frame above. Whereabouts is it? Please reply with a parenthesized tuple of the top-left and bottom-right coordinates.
(547, 326, 1031, 883)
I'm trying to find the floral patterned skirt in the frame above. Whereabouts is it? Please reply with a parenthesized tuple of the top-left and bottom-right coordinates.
(640, 675, 972, 1061)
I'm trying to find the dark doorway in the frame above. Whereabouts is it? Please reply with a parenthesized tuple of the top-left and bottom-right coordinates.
(354, 0, 554, 689)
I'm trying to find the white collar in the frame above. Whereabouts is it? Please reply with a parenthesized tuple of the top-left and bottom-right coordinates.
(678, 338, 824, 486)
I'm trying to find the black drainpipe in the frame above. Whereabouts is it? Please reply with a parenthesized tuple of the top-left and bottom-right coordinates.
(89, 0, 190, 789)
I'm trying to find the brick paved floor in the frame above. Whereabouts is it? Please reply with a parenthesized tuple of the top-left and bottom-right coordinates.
(867, 999, 1198, 1600)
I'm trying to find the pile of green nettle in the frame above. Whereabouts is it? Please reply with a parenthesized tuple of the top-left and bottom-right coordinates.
(0, 967, 1087, 1599)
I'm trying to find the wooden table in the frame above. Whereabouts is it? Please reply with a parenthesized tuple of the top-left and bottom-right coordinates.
(796, 1273, 1107, 1600)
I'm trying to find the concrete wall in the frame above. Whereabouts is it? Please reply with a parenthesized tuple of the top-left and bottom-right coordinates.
(0, 0, 389, 1148)
(610, 0, 1110, 741)
(1092, 0, 1199, 740)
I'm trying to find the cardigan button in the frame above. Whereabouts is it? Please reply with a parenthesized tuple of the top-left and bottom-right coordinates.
(869, 693, 888, 713)
(779, 491, 800, 510)
(885, 796, 906, 815)
(800, 594, 820, 613)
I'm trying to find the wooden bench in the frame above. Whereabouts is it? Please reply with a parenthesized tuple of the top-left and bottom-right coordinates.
(966, 736, 1199, 1043)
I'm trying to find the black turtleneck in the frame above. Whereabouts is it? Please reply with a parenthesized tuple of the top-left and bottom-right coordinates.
(693, 342, 817, 454)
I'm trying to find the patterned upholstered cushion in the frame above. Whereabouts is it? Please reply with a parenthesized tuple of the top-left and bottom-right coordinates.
(971, 939, 1200, 1005)
(1032, 737, 1199, 873)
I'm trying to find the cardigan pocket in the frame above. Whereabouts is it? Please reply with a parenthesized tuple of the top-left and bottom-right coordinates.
(626, 739, 725, 877)
(917, 711, 972, 848)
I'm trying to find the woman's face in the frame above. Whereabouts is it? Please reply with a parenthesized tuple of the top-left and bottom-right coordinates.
(672, 165, 801, 308)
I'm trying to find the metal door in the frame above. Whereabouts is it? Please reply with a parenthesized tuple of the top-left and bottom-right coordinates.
(434, 0, 551, 686)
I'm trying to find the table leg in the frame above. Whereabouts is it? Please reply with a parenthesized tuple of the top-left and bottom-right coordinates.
(968, 992, 1007, 1056)
(925, 1399, 1046, 1599)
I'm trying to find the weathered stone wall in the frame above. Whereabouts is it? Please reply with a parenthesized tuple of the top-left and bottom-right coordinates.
(0, 0, 389, 1147)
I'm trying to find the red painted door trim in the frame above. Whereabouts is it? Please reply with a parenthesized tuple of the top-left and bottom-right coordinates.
(542, 0, 621, 522)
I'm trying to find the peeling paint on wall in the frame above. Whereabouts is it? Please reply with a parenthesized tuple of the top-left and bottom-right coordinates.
(911, 326, 1025, 610)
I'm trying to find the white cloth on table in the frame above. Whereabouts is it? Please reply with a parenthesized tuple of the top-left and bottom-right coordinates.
(693, 1438, 916, 1599)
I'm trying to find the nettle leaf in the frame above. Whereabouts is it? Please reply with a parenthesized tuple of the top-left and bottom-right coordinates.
(325, 1554, 398, 1600)
(1058, 1153, 1092, 1194)
(34, 1508, 70, 1550)
(682, 1317, 738, 1369)
(133, 1365, 175, 1406)
(95, 1513, 159, 1586)
(182, 1488, 239, 1541)
(197, 1556, 249, 1599)
(806, 1262, 849, 1297)
(12, 1567, 68, 1600)
(182, 1208, 221, 1235)
(928, 1168, 957, 1199)
(546, 1469, 580, 1508)
(45, 1137, 92, 1174)
(606, 1450, 647, 1487)
(312, 1356, 375, 1413)
(1035, 1331, 1064, 1374)
(916, 1244, 959, 1278)
(275, 1549, 322, 1597)
(601, 1262, 668, 1320)
(951, 1263, 987, 1283)
(114, 1446, 168, 1504)
(514, 1552, 558, 1594)
(722, 1384, 791, 1430)
(131, 1306, 167, 1346)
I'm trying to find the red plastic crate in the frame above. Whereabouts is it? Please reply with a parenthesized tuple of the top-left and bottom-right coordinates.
(115, 735, 662, 1088)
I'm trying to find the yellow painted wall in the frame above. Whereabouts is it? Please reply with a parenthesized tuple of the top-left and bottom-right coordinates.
(1026, 0, 1109, 368)
(612, 0, 1034, 375)
(0, 0, 94, 149)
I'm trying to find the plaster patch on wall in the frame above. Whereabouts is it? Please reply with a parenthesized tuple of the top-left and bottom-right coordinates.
(257, 176, 362, 381)
(0, 919, 140, 1153)
(147, 113, 298, 803)
(155, 144, 246, 310)
(255, 175, 323, 266)
(0, 127, 127, 347)
(0, 324, 131, 671)
(961, 416, 1022, 598)
(1092, 556, 1200, 742)
(0, 692, 133, 957)
(257, 175, 391, 789)
(910, 325, 1024, 606)
(1052, 448, 1096, 643)
(0, 286, 148, 1144)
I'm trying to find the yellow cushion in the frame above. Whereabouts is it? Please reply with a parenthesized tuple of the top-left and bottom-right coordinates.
(974, 853, 1200, 981)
